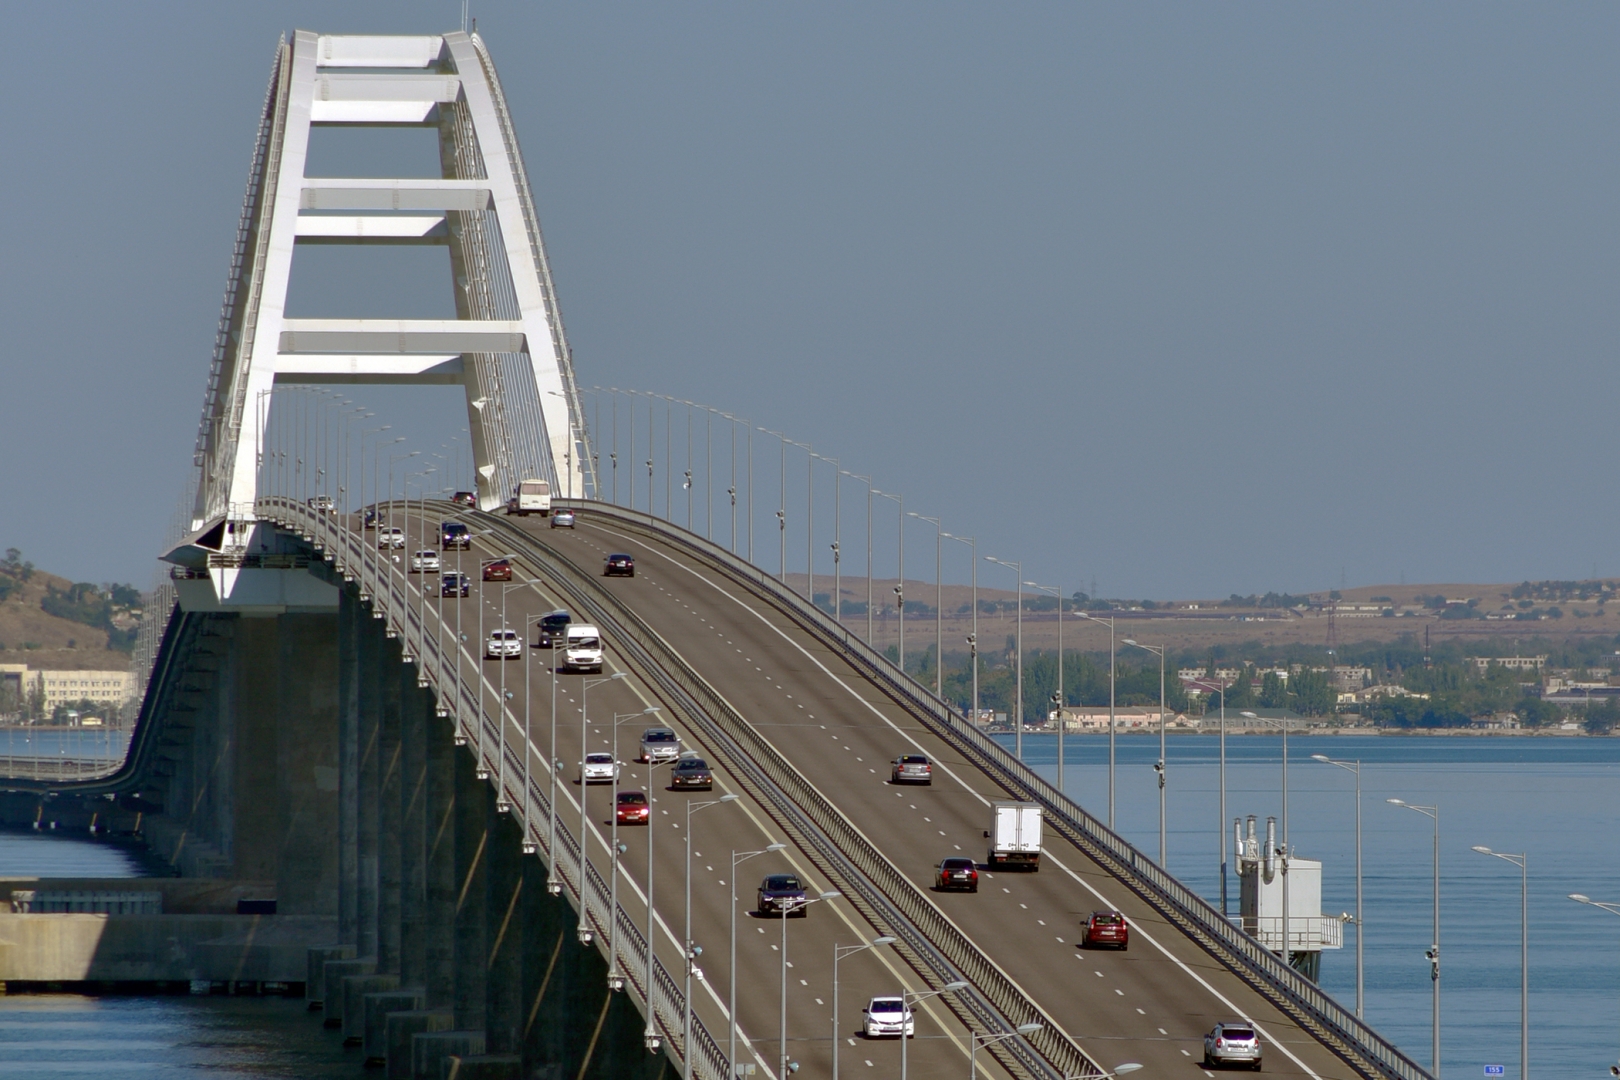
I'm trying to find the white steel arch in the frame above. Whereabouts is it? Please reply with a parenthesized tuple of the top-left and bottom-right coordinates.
(189, 30, 593, 531)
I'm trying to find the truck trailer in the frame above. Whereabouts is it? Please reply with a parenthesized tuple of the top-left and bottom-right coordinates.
(985, 800, 1042, 870)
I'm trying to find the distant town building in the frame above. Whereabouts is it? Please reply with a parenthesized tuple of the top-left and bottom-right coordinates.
(1466, 656, 1547, 674)
(0, 664, 134, 713)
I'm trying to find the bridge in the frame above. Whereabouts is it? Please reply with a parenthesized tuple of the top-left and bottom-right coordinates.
(0, 29, 1431, 1080)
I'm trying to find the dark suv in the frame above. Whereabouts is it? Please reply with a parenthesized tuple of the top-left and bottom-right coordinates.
(534, 610, 571, 647)
(671, 757, 713, 790)
(438, 571, 470, 598)
(441, 522, 471, 549)
(757, 874, 809, 917)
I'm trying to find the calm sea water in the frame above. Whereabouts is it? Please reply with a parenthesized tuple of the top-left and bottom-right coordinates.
(0, 736, 1613, 1077)
(0, 728, 131, 761)
(1004, 732, 1620, 1078)
(0, 830, 351, 1079)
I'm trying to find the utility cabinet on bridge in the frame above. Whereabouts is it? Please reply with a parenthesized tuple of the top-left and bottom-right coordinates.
(1236, 814, 1342, 981)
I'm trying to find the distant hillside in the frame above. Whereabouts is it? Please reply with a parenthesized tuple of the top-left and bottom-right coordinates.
(0, 549, 143, 671)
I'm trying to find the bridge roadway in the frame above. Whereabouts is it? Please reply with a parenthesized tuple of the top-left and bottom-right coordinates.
(370, 500, 1363, 1080)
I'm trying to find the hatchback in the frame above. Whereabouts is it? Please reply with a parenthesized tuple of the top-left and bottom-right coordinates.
(451, 491, 477, 508)
(891, 755, 932, 785)
(603, 553, 635, 577)
(671, 757, 713, 790)
(935, 857, 978, 892)
(410, 550, 441, 573)
(616, 790, 650, 825)
(1203, 1023, 1261, 1070)
(862, 997, 913, 1039)
(579, 752, 618, 784)
(482, 558, 513, 582)
(757, 874, 808, 917)
(438, 571, 469, 598)
(551, 509, 576, 529)
(485, 628, 521, 659)
(378, 526, 405, 549)
(1081, 911, 1129, 950)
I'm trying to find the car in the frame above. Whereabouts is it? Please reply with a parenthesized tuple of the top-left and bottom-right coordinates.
(485, 628, 521, 659)
(1203, 1022, 1262, 1070)
(935, 857, 978, 892)
(441, 521, 472, 550)
(862, 996, 914, 1039)
(890, 754, 932, 785)
(616, 790, 650, 825)
(757, 874, 809, 917)
(378, 526, 405, 549)
(561, 625, 604, 673)
(307, 495, 336, 514)
(670, 757, 713, 790)
(578, 752, 619, 784)
(639, 727, 681, 764)
(551, 509, 576, 529)
(451, 491, 477, 508)
(1081, 910, 1129, 950)
(363, 508, 380, 529)
(534, 610, 571, 648)
(410, 550, 441, 573)
(438, 571, 470, 598)
(603, 553, 635, 577)
(483, 558, 513, 582)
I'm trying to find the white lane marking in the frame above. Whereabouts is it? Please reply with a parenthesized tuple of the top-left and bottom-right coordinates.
(1135, 1007, 1145, 1015)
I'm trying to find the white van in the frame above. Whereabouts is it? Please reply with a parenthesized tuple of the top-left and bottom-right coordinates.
(563, 624, 604, 673)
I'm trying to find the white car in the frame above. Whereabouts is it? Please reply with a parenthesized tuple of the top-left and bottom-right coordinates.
(485, 628, 521, 659)
(410, 549, 441, 573)
(378, 526, 405, 549)
(578, 752, 619, 784)
(863, 996, 913, 1039)
(1203, 1022, 1262, 1070)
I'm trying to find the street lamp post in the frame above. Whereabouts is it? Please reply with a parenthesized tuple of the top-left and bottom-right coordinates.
(900, 980, 968, 1080)
(943, 533, 976, 724)
(970, 1023, 1043, 1080)
(643, 753, 677, 1054)
(1389, 798, 1441, 1077)
(1075, 610, 1117, 828)
(1312, 754, 1363, 1016)
(1568, 893, 1620, 1076)
(578, 672, 627, 944)
(495, 579, 538, 810)
(875, 490, 903, 668)
(608, 707, 660, 989)
(1474, 846, 1527, 1080)
(986, 557, 1024, 761)
(1124, 638, 1167, 866)
(841, 471, 873, 644)
(910, 513, 943, 698)
(780, 890, 841, 1079)
(1027, 582, 1065, 793)
(684, 794, 739, 1080)
(730, 843, 786, 1079)
(832, 936, 896, 1080)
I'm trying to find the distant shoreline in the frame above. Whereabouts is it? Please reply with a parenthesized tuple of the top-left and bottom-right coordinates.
(992, 726, 1608, 738)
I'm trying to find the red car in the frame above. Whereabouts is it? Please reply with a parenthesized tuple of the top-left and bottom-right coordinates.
(935, 856, 979, 893)
(482, 558, 513, 582)
(1081, 910, 1129, 950)
(616, 791, 650, 825)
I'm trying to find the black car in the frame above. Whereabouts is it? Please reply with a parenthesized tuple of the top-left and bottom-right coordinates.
(534, 610, 571, 648)
(935, 856, 979, 893)
(604, 553, 635, 577)
(440, 521, 471, 550)
(451, 491, 477, 508)
(757, 874, 809, 917)
(670, 757, 713, 790)
(438, 571, 470, 598)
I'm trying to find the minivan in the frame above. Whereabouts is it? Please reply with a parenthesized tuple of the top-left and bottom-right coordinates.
(534, 610, 571, 648)
(562, 624, 603, 673)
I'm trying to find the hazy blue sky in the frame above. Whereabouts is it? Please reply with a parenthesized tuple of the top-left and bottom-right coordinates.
(4, 3, 1618, 598)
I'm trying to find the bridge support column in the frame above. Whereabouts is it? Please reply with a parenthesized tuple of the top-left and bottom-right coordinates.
(426, 708, 458, 1009)
(485, 789, 524, 1055)
(339, 592, 363, 947)
(400, 673, 430, 989)
(275, 613, 341, 914)
(358, 609, 383, 962)
(454, 737, 488, 1033)
(378, 647, 404, 975)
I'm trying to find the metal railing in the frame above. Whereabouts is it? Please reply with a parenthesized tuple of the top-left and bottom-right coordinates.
(563, 500, 1434, 1080)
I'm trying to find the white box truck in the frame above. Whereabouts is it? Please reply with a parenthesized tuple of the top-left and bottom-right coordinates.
(507, 479, 552, 516)
(985, 801, 1042, 870)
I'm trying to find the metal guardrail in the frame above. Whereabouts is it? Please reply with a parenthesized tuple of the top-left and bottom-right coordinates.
(565, 500, 1435, 1080)
(466, 513, 1076, 1080)
(257, 496, 730, 1080)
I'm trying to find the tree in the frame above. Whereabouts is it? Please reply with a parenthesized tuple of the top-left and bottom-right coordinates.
(1289, 669, 1334, 717)
(1258, 671, 1288, 709)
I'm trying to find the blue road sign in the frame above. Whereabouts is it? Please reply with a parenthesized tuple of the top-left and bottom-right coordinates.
(1484, 1067, 1505, 1076)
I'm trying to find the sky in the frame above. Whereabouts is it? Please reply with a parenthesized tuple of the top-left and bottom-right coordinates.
(4, 3, 1619, 599)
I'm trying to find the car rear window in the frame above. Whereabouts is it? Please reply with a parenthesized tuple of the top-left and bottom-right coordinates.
(1221, 1028, 1255, 1040)
(1094, 913, 1122, 924)
(943, 858, 974, 869)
